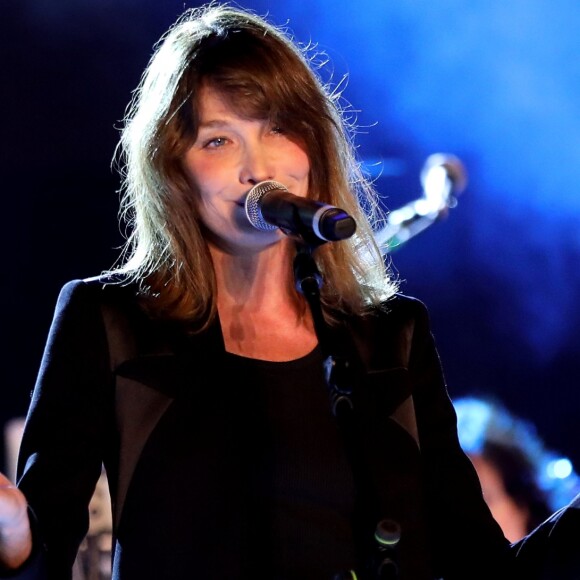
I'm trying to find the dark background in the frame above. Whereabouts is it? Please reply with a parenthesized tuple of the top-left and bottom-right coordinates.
(3, 1, 580, 477)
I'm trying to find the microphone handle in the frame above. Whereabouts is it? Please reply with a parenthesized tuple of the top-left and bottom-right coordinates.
(261, 191, 356, 241)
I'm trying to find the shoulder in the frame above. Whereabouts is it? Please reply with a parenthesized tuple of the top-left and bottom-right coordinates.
(56, 274, 139, 307)
(49, 275, 142, 334)
(344, 293, 434, 370)
(353, 293, 431, 333)
(379, 292, 430, 320)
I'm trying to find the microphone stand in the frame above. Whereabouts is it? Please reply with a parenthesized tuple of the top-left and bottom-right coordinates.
(293, 241, 400, 580)
(293, 242, 354, 417)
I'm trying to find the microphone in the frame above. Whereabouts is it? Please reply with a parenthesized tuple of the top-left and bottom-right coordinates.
(419, 152, 467, 205)
(375, 152, 467, 251)
(244, 180, 356, 243)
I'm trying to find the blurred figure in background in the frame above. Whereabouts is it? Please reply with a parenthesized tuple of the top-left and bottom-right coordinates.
(454, 395, 580, 542)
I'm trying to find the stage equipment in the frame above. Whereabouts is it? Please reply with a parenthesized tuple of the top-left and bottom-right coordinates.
(375, 153, 467, 252)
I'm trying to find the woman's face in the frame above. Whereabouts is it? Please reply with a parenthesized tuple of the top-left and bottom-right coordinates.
(183, 84, 311, 253)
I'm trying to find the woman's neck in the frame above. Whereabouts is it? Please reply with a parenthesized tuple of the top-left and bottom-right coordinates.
(209, 241, 318, 361)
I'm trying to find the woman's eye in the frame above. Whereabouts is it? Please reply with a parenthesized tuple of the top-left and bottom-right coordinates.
(271, 125, 285, 135)
(204, 136, 228, 148)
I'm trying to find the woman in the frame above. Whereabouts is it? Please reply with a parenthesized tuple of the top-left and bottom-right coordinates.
(0, 4, 512, 579)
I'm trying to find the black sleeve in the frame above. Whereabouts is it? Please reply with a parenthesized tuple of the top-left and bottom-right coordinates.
(407, 297, 513, 578)
(13, 280, 115, 579)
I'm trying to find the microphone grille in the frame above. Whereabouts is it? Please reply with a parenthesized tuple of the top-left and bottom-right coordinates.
(244, 180, 287, 231)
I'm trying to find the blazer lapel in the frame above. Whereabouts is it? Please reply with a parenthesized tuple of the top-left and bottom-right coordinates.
(109, 317, 226, 528)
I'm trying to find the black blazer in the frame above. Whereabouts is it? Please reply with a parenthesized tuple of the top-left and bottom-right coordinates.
(10, 277, 512, 579)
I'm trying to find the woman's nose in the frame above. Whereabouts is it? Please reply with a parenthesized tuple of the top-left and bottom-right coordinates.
(239, 143, 274, 185)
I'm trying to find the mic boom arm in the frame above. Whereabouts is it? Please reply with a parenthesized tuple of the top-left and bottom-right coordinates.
(375, 153, 467, 253)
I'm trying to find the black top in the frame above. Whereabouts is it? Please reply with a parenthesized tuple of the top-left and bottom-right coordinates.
(117, 346, 357, 579)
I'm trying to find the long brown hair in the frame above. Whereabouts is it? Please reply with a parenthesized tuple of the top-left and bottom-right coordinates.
(109, 3, 398, 328)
